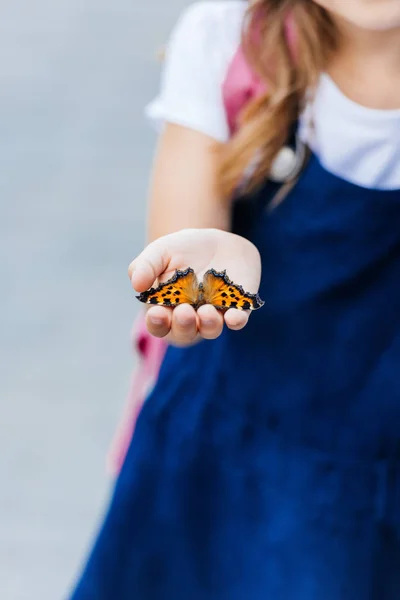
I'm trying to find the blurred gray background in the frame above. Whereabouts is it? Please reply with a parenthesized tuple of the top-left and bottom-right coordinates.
(0, 0, 189, 598)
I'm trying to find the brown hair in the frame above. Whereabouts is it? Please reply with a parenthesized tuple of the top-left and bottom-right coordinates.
(218, 0, 337, 199)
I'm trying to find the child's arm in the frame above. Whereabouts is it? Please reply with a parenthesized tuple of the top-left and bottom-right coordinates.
(130, 3, 261, 346)
(132, 119, 262, 346)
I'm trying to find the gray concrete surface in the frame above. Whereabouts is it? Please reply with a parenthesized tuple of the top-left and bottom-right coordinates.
(0, 1, 189, 598)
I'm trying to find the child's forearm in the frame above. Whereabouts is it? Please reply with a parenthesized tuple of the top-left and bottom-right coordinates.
(146, 123, 230, 243)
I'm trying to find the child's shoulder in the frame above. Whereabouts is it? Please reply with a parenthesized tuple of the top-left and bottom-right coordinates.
(170, 1, 246, 62)
(175, 1, 246, 32)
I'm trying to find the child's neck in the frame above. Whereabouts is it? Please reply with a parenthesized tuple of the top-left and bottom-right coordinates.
(327, 18, 400, 110)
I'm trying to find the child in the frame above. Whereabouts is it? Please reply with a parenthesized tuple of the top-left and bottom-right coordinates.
(69, 0, 400, 598)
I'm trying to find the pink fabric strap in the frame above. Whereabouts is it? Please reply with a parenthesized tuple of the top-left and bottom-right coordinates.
(222, 46, 266, 135)
(223, 12, 296, 134)
(106, 318, 167, 475)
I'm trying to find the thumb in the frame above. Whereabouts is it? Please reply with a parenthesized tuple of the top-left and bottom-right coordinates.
(128, 239, 170, 292)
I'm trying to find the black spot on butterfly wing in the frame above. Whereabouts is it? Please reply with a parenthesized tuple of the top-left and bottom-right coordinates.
(136, 267, 200, 307)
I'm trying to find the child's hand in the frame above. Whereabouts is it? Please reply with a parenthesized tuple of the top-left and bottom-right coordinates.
(128, 229, 262, 346)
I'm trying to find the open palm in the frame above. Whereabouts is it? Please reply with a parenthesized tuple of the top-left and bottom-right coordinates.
(128, 228, 262, 345)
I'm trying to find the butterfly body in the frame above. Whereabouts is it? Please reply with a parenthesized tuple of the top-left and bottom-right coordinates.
(136, 268, 264, 311)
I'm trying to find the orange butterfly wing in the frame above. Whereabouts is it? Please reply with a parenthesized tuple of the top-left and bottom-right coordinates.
(201, 269, 264, 311)
(136, 268, 199, 307)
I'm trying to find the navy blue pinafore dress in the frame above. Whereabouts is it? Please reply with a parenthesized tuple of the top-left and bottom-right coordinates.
(70, 153, 400, 600)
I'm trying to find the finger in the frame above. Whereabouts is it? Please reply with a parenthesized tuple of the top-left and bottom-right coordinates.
(224, 308, 249, 331)
(197, 304, 224, 340)
(170, 303, 198, 344)
(129, 240, 170, 292)
(127, 260, 135, 281)
(145, 306, 172, 338)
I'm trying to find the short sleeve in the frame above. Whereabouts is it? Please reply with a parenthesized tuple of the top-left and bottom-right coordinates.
(145, 2, 244, 143)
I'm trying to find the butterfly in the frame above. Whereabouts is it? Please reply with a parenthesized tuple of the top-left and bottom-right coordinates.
(136, 267, 264, 311)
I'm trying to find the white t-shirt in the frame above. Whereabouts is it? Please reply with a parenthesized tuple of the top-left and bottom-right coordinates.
(146, 0, 400, 191)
